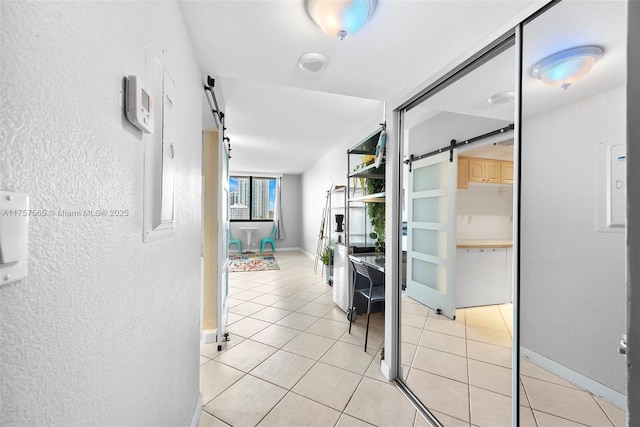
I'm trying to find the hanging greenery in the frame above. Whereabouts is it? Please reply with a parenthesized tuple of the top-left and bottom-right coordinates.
(354, 155, 385, 252)
(365, 177, 385, 252)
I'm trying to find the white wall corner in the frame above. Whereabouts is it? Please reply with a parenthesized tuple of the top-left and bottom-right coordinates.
(190, 392, 203, 427)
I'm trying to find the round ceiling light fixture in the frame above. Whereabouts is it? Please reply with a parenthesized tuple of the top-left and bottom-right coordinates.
(305, 0, 377, 40)
(487, 91, 515, 105)
(297, 52, 329, 73)
(531, 46, 604, 90)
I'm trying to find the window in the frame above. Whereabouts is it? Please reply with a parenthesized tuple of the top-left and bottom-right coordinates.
(229, 176, 276, 221)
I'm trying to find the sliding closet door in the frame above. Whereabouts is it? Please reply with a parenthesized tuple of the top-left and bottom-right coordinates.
(397, 38, 517, 425)
(519, 1, 628, 424)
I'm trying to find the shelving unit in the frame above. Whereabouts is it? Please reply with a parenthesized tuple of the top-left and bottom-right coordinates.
(327, 186, 346, 247)
(346, 127, 386, 252)
(333, 127, 386, 312)
(321, 185, 346, 285)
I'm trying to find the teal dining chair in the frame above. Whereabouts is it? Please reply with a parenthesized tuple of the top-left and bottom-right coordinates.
(229, 229, 242, 253)
(260, 226, 278, 253)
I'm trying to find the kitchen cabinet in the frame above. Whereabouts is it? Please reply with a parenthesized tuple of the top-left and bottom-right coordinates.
(459, 157, 513, 188)
(468, 158, 501, 183)
(458, 157, 469, 189)
(455, 247, 512, 308)
(501, 161, 514, 184)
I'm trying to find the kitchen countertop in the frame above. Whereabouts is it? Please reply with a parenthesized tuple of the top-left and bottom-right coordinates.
(456, 239, 513, 248)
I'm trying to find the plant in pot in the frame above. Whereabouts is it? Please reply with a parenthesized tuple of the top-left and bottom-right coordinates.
(320, 246, 334, 284)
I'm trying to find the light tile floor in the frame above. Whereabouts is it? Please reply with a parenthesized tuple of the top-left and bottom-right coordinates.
(200, 251, 420, 427)
(400, 296, 627, 426)
(200, 251, 626, 427)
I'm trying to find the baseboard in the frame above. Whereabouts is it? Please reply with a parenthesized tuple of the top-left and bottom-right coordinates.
(230, 247, 303, 254)
(521, 347, 626, 410)
(274, 247, 303, 252)
(190, 392, 202, 427)
(381, 359, 393, 381)
(201, 329, 218, 344)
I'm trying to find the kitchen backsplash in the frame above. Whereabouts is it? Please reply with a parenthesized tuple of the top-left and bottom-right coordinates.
(457, 183, 513, 240)
(457, 215, 513, 240)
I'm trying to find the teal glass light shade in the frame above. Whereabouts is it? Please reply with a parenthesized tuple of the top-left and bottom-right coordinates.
(531, 46, 603, 90)
(305, 0, 377, 40)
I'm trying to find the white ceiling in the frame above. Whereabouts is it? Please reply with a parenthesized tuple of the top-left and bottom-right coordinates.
(178, 0, 539, 174)
(521, 0, 627, 117)
(179, 1, 626, 175)
(402, 0, 626, 161)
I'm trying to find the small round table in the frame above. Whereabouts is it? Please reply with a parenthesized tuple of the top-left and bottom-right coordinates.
(239, 226, 259, 252)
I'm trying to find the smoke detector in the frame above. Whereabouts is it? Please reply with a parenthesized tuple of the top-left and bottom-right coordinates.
(297, 52, 329, 73)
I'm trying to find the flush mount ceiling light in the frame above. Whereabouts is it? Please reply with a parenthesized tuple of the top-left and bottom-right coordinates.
(298, 52, 329, 73)
(531, 46, 604, 90)
(487, 91, 515, 105)
(305, 0, 377, 40)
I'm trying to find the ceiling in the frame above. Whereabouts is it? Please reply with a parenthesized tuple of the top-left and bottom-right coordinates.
(179, 1, 626, 175)
(178, 0, 540, 174)
(401, 0, 626, 161)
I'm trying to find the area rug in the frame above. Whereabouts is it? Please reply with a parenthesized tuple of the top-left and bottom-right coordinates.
(228, 253, 279, 272)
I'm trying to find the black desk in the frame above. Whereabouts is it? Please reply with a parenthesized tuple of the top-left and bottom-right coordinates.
(349, 253, 385, 272)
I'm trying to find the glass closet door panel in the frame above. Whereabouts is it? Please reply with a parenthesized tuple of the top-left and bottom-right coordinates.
(398, 40, 516, 425)
(519, 1, 628, 424)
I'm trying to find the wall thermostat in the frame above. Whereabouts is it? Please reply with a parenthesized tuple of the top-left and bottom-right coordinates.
(125, 75, 153, 134)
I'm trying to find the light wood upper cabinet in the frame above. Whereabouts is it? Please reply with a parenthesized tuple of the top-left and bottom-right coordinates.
(468, 158, 501, 183)
(468, 158, 485, 183)
(501, 161, 514, 184)
(459, 156, 513, 188)
(458, 157, 469, 189)
(484, 160, 501, 183)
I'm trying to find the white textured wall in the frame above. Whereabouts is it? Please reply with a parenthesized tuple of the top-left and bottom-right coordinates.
(1, 2, 203, 425)
(520, 86, 627, 393)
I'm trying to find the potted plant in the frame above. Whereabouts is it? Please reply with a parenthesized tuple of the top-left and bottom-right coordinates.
(320, 247, 334, 284)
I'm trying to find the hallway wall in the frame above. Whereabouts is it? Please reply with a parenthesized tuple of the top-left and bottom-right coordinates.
(520, 86, 627, 394)
(1, 2, 203, 425)
(301, 119, 381, 257)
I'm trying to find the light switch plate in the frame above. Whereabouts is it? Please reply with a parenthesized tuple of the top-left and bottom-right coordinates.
(0, 190, 29, 284)
(596, 141, 626, 233)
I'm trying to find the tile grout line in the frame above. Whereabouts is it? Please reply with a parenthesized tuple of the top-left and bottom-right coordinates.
(211, 255, 383, 425)
(588, 392, 617, 427)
